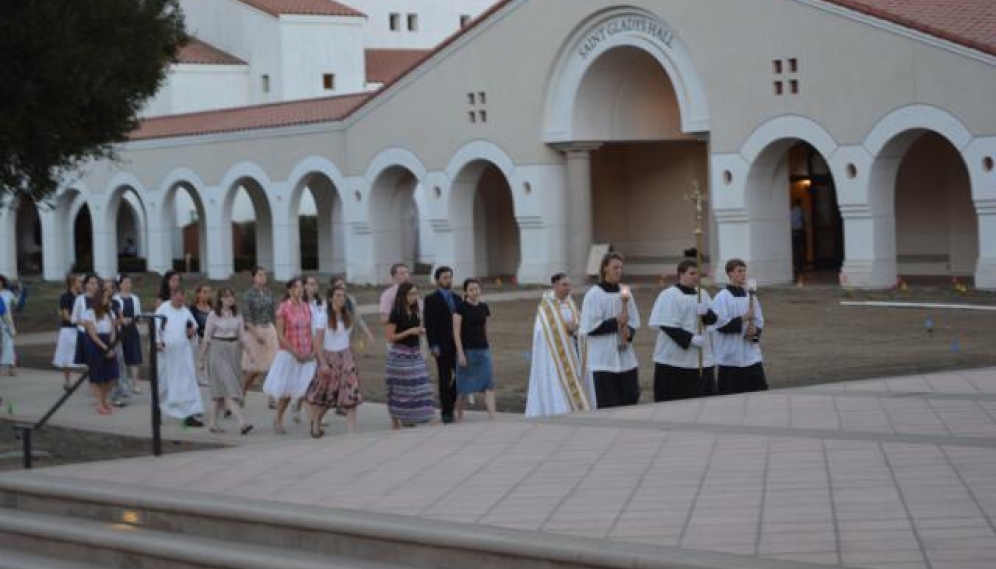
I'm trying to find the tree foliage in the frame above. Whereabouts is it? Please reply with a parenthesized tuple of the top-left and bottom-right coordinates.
(0, 0, 187, 205)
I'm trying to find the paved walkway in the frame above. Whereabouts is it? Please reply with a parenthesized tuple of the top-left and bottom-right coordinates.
(6, 366, 996, 568)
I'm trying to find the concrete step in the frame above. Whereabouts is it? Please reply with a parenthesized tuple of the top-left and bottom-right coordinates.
(0, 548, 105, 569)
(0, 507, 411, 569)
(0, 472, 699, 569)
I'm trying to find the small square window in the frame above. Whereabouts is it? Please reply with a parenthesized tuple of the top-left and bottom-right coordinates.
(789, 58, 798, 73)
(460, 15, 471, 27)
(467, 92, 476, 105)
(468, 111, 477, 123)
(479, 110, 487, 123)
(261, 74, 270, 93)
(389, 13, 400, 31)
(322, 73, 335, 90)
(773, 60, 783, 74)
(773, 81, 783, 96)
(789, 79, 799, 94)
(407, 14, 418, 32)
(478, 91, 486, 104)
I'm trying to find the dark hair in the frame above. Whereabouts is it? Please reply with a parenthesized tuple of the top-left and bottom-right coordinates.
(392, 282, 419, 318)
(93, 287, 113, 320)
(599, 252, 624, 281)
(725, 258, 746, 275)
(284, 277, 302, 300)
(250, 266, 267, 278)
(327, 286, 352, 330)
(82, 273, 100, 294)
(64, 274, 78, 291)
(0, 275, 7, 290)
(390, 263, 408, 277)
(303, 276, 322, 306)
(213, 287, 238, 316)
(462, 278, 481, 292)
(677, 259, 698, 276)
(434, 266, 453, 282)
(158, 270, 180, 301)
(116, 273, 131, 287)
(329, 275, 346, 288)
(550, 272, 567, 285)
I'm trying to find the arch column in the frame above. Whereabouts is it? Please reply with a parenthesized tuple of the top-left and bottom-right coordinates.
(554, 143, 600, 281)
(974, 199, 996, 289)
(91, 202, 117, 277)
(344, 177, 377, 284)
(269, 181, 296, 281)
(0, 205, 16, 278)
(966, 137, 996, 289)
(832, 147, 896, 288)
(40, 206, 68, 280)
(203, 187, 233, 280)
(145, 197, 171, 274)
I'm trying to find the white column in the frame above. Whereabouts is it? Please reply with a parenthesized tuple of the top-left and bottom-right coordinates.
(343, 177, 378, 284)
(557, 143, 600, 281)
(712, 208, 750, 285)
(0, 204, 17, 278)
(91, 203, 117, 278)
(975, 199, 996, 289)
(203, 189, 233, 281)
(270, 184, 297, 282)
(839, 204, 897, 288)
(145, 199, 171, 274)
(40, 208, 67, 281)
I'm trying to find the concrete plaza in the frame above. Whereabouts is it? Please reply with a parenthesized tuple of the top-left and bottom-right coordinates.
(3, 366, 996, 568)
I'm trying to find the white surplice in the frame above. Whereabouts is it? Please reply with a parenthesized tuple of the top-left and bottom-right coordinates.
(580, 284, 641, 373)
(155, 303, 204, 419)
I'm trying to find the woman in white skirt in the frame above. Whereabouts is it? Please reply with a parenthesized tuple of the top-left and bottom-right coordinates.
(263, 277, 316, 434)
(52, 274, 83, 389)
(198, 287, 253, 435)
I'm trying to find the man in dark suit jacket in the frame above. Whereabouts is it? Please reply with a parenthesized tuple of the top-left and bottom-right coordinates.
(424, 266, 460, 424)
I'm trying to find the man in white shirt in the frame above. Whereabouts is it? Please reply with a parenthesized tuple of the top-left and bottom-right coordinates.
(580, 253, 641, 408)
(649, 260, 717, 401)
(711, 259, 767, 394)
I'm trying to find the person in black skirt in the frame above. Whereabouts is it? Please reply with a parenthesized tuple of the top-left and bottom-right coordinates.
(71, 273, 100, 369)
(113, 274, 143, 396)
(83, 285, 119, 415)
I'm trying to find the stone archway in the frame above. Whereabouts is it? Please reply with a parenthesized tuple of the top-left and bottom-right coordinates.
(224, 178, 275, 275)
(289, 173, 346, 276)
(163, 181, 207, 274)
(15, 200, 43, 275)
(544, 9, 711, 279)
(368, 166, 420, 280)
(449, 160, 521, 280)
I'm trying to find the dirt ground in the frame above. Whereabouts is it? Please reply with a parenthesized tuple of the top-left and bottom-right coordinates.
(10, 275, 996, 413)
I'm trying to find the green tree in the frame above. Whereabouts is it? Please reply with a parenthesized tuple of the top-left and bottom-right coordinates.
(0, 0, 187, 204)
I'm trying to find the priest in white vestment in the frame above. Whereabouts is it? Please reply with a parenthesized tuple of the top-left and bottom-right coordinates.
(155, 288, 205, 426)
(525, 274, 595, 417)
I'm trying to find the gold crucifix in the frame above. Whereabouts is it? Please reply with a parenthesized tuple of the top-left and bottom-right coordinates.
(684, 179, 709, 376)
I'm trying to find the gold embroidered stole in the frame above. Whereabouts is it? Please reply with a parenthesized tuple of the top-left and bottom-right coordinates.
(538, 293, 590, 412)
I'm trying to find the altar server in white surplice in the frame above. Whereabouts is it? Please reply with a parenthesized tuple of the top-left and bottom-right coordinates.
(155, 287, 205, 427)
(580, 253, 641, 409)
(525, 273, 595, 418)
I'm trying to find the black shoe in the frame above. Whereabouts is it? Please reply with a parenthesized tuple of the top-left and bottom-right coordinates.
(441, 414, 454, 425)
(184, 416, 204, 428)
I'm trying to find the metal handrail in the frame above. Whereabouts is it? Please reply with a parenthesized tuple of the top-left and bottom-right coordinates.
(12, 315, 163, 469)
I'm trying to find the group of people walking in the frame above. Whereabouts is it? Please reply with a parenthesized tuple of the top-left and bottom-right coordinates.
(525, 253, 768, 417)
(40, 251, 764, 434)
(379, 263, 496, 428)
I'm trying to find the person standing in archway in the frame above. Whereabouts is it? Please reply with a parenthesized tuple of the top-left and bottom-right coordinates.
(580, 253, 641, 408)
(423, 266, 460, 424)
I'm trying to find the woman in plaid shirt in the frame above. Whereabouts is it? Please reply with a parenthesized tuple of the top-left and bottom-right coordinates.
(262, 277, 317, 434)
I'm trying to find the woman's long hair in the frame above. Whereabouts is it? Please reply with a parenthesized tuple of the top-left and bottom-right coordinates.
(327, 286, 351, 330)
(213, 287, 238, 316)
(158, 270, 180, 301)
(392, 282, 418, 321)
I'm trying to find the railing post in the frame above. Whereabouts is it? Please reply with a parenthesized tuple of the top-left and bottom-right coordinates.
(141, 315, 163, 457)
(22, 428, 32, 470)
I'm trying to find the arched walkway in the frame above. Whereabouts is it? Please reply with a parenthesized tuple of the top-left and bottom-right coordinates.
(289, 172, 346, 276)
(104, 186, 149, 275)
(368, 166, 420, 280)
(224, 178, 275, 275)
(742, 139, 843, 284)
(449, 160, 521, 279)
(162, 181, 207, 274)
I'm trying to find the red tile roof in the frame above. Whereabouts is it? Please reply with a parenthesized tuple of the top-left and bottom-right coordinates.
(132, 0, 995, 141)
(235, 0, 364, 18)
(825, 0, 996, 57)
(365, 49, 434, 84)
(176, 38, 246, 66)
(130, 94, 371, 141)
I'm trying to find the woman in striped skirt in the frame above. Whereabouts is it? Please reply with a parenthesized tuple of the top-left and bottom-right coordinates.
(384, 282, 437, 429)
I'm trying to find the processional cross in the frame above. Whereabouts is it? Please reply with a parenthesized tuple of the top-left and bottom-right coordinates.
(684, 180, 708, 376)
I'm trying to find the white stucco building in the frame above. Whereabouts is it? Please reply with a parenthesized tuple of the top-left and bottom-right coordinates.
(3, 0, 995, 290)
